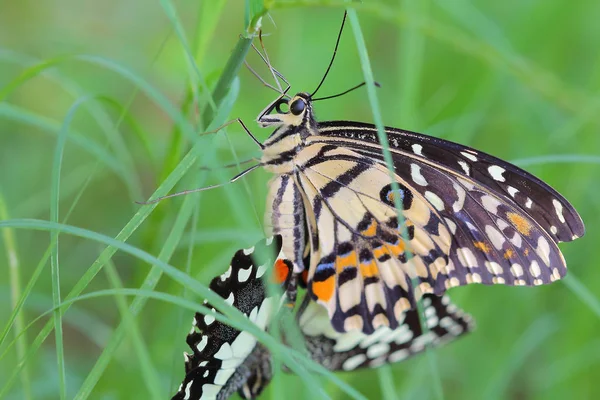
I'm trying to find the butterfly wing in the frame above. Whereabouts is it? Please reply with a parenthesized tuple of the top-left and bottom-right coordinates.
(172, 236, 293, 400)
(317, 121, 584, 242)
(298, 293, 474, 371)
(294, 124, 583, 334)
(295, 142, 453, 333)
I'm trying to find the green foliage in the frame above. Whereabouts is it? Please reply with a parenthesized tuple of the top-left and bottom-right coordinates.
(0, 1, 599, 399)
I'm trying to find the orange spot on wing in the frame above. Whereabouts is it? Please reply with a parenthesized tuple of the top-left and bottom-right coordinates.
(312, 276, 335, 301)
(362, 219, 378, 237)
(474, 241, 491, 253)
(360, 260, 379, 279)
(272, 259, 290, 284)
(336, 251, 358, 271)
(503, 249, 515, 259)
(386, 240, 405, 257)
(524, 248, 530, 256)
(507, 212, 532, 236)
(373, 246, 390, 259)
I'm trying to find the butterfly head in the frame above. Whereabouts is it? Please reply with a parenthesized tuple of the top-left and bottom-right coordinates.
(257, 92, 315, 129)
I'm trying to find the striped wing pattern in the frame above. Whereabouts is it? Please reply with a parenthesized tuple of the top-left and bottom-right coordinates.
(173, 238, 473, 399)
(262, 103, 584, 334)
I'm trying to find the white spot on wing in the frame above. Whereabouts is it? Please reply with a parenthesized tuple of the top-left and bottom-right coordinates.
(242, 246, 255, 256)
(444, 218, 457, 234)
(204, 314, 215, 325)
(510, 263, 524, 277)
(410, 164, 428, 186)
(525, 198, 533, 208)
(485, 225, 505, 250)
(389, 349, 410, 363)
(214, 342, 233, 360)
(509, 232, 523, 248)
(225, 292, 235, 306)
(485, 261, 503, 275)
(366, 342, 390, 359)
(231, 330, 256, 359)
(333, 331, 364, 352)
(425, 191, 444, 211)
(488, 165, 506, 182)
(342, 354, 367, 371)
(201, 384, 221, 398)
(481, 195, 502, 214)
(184, 381, 192, 400)
(256, 263, 267, 278)
(196, 335, 208, 352)
(536, 237, 551, 265)
(221, 266, 232, 281)
(461, 151, 478, 161)
(507, 186, 519, 197)
(238, 267, 252, 283)
(552, 199, 566, 223)
(265, 236, 274, 246)
(412, 144, 423, 156)
(452, 183, 466, 212)
(457, 247, 478, 268)
(530, 260, 541, 277)
(458, 160, 470, 175)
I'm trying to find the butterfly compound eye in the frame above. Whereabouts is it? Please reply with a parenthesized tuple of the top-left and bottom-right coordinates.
(290, 99, 306, 116)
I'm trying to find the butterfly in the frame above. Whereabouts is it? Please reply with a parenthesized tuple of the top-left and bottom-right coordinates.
(245, 13, 586, 335)
(172, 236, 473, 400)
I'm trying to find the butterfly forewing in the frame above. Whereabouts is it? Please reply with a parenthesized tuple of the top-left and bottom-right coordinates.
(316, 121, 585, 242)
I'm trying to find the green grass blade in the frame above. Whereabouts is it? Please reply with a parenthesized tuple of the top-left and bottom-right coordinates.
(0, 219, 365, 400)
(347, 6, 444, 400)
(0, 194, 32, 399)
(483, 315, 558, 399)
(159, 0, 215, 113)
(378, 366, 398, 400)
(0, 52, 143, 199)
(0, 103, 124, 179)
(49, 96, 93, 400)
(562, 273, 600, 320)
(397, 0, 429, 128)
(103, 259, 163, 400)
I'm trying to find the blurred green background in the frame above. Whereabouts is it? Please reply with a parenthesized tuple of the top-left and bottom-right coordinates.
(1, 0, 599, 399)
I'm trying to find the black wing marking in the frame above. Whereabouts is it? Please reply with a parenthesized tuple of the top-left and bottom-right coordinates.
(317, 121, 585, 243)
(172, 236, 292, 400)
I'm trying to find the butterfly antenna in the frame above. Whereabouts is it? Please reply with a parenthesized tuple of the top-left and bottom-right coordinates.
(136, 164, 262, 205)
(313, 81, 381, 101)
(310, 11, 347, 98)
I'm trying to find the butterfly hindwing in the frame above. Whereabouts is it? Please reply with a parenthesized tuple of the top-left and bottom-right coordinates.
(172, 236, 293, 400)
(299, 293, 474, 371)
(293, 143, 453, 333)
